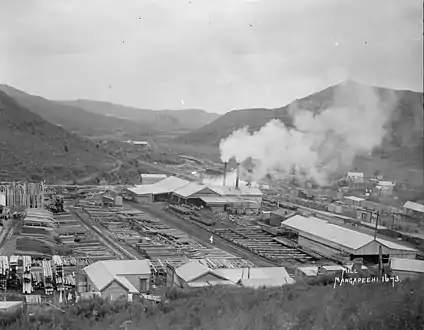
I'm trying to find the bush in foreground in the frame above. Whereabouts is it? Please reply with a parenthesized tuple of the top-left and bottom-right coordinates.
(2, 276, 424, 330)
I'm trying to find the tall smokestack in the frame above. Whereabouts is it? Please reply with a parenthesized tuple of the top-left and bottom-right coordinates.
(235, 163, 240, 189)
(223, 162, 228, 186)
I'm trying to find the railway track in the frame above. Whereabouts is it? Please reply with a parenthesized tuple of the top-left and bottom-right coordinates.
(71, 208, 139, 260)
(126, 202, 279, 267)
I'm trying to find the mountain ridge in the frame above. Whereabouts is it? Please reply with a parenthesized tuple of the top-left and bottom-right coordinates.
(0, 90, 118, 183)
(0, 84, 155, 138)
(58, 99, 220, 131)
(176, 80, 423, 147)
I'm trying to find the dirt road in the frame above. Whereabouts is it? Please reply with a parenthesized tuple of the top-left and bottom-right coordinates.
(126, 201, 278, 267)
(75, 159, 123, 184)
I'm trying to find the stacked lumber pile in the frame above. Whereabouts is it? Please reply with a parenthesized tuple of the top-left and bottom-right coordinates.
(16, 237, 55, 256)
(21, 226, 54, 238)
(169, 205, 192, 215)
(190, 214, 215, 226)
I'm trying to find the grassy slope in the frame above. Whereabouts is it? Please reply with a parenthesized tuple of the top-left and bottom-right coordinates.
(60, 99, 220, 131)
(3, 276, 424, 330)
(0, 85, 153, 139)
(0, 91, 117, 183)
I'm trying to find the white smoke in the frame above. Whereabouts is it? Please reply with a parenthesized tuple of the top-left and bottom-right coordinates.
(202, 170, 253, 187)
(219, 82, 397, 186)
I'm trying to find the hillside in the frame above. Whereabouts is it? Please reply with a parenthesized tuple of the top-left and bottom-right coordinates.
(3, 276, 424, 330)
(177, 80, 423, 148)
(0, 85, 154, 139)
(0, 90, 117, 183)
(59, 99, 221, 131)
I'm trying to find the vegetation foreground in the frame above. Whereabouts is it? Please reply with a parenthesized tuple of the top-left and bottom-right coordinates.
(2, 276, 424, 330)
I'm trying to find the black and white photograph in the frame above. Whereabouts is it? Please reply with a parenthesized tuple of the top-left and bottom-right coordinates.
(0, 0, 423, 329)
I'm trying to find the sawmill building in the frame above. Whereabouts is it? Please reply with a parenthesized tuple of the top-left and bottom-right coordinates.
(171, 183, 220, 206)
(126, 177, 190, 203)
(281, 215, 417, 264)
(83, 260, 151, 301)
(140, 174, 167, 185)
(209, 186, 263, 206)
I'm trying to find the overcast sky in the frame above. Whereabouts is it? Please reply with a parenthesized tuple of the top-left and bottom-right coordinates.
(0, 0, 422, 113)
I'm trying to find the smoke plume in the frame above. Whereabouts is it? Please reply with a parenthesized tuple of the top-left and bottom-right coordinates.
(219, 82, 397, 186)
(202, 170, 253, 187)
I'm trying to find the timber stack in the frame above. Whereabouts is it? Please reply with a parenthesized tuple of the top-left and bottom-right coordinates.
(0, 182, 45, 208)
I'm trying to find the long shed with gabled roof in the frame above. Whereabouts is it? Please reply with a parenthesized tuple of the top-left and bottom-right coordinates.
(281, 215, 417, 263)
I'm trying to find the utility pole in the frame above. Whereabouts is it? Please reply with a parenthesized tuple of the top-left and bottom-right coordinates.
(373, 211, 380, 241)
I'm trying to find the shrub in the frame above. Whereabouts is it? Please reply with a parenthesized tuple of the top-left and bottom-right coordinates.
(3, 276, 424, 330)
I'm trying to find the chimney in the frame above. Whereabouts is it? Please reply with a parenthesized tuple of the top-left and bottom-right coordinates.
(223, 162, 228, 186)
(235, 163, 240, 189)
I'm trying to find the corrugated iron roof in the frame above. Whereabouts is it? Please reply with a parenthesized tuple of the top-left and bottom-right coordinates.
(403, 201, 424, 213)
(208, 185, 263, 196)
(391, 258, 424, 273)
(282, 215, 417, 252)
(173, 183, 215, 198)
(214, 267, 294, 285)
(377, 181, 395, 186)
(321, 265, 344, 271)
(297, 267, 318, 276)
(175, 261, 225, 282)
(377, 239, 416, 252)
(238, 277, 295, 288)
(199, 196, 230, 204)
(282, 215, 372, 250)
(115, 276, 139, 293)
(187, 280, 233, 287)
(141, 174, 167, 178)
(270, 208, 292, 217)
(84, 260, 151, 292)
(127, 177, 190, 195)
(0, 301, 23, 310)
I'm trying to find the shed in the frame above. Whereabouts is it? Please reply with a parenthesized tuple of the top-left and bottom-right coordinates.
(172, 183, 219, 206)
(318, 265, 345, 276)
(84, 259, 151, 301)
(140, 174, 167, 185)
(375, 181, 395, 196)
(346, 172, 364, 183)
(172, 261, 229, 288)
(281, 215, 417, 262)
(0, 301, 24, 314)
(390, 258, 424, 281)
(214, 267, 295, 286)
(237, 278, 290, 288)
(269, 209, 296, 227)
(295, 266, 318, 278)
(127, 177, 190, 203)
(403, 201, 424, 219)
(343, 196, 365, 207)
(209, 185, 263, 206)
(198, 196, 230, 212)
